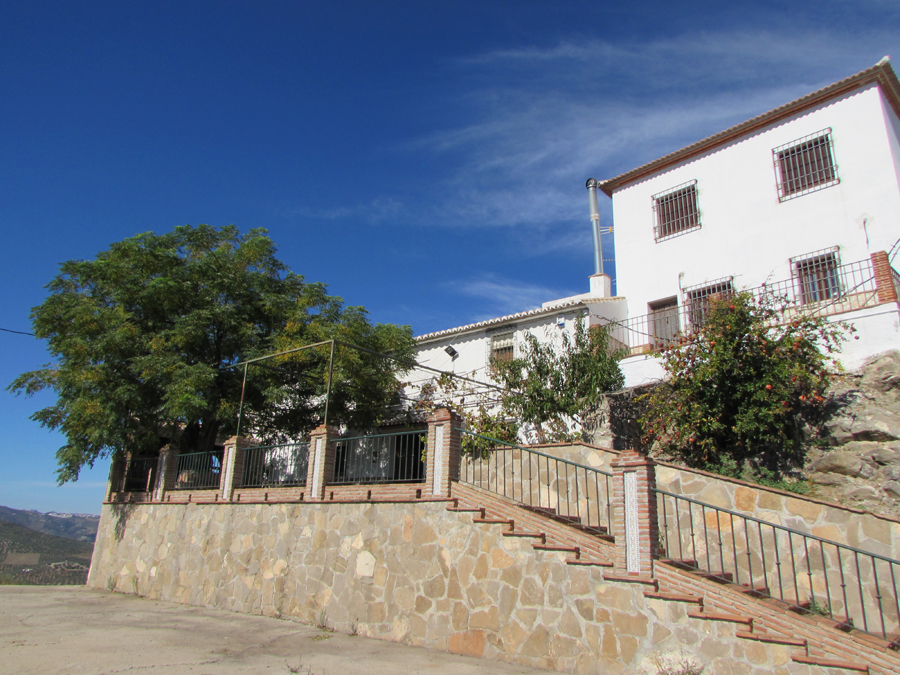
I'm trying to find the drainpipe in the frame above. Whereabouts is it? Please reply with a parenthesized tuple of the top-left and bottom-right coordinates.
(586, 178, 604, 276)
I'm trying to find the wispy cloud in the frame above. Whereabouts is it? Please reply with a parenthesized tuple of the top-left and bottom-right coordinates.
(448, 273, 576, 318)
(293, 26, 900, 257)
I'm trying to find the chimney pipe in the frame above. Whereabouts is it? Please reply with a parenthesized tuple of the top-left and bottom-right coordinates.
(586, 178, 603, 275)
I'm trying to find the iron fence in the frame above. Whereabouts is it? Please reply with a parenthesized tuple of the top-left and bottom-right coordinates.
(173, 449, 224, 490)
(655, 488, 900, 642)
(240, 442, 309, 488)
(609, 257, 878, 355)
(332, 430, 426, 484)
(122, 456, 157, 492)
(458, 429, 613, 536)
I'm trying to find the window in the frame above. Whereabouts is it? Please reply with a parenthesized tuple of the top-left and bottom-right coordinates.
(773, 130, 839, 201)
(792, 247, 841, 304)
(649, 297, 680, 348)
(685, 277, 734, 330)
(490, 331, 515, 362)
(652, 180, 701, 241)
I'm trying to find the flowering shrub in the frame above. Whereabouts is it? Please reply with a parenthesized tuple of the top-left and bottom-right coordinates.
(640, 291, 850, 476)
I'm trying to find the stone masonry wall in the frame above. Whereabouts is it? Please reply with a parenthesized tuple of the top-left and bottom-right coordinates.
(89, 499, 821, 674)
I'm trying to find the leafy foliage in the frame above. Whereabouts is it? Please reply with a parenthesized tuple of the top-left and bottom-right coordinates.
(10, 225, 414, 482)
(492, 317, 625, 443)
(640, 291, 848, 476)
(413, 317, 625, 446)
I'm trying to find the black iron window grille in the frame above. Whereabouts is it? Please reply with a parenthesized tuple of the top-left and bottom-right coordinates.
(490, 331, 515, 363)
(791, 247, 842, 304)
(652, 180, 701, 242)
(684, 277, 734, 331)
(773, 129, 839, 201)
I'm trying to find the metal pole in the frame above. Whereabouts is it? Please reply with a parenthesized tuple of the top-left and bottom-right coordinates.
(324, 340, 335, 427)
(586, 178, 604, 276)
(236, 362, 248, 439)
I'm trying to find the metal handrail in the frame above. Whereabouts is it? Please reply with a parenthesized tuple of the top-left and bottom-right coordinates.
(122, 456, 157, 492)
(240, 442, 309, 488)
(332, 429, 426, 485)
(654, 487, 900, 642)
(457, 428, 613, 536)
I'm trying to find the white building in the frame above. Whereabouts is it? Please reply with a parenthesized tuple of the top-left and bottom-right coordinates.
(594, 57, 900, 387)
(411, 274, 625, 412)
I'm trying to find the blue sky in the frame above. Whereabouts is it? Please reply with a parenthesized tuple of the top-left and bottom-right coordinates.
(2, 1, 899, 514)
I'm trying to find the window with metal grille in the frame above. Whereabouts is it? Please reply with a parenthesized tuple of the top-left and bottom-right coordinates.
(649, 297, 680, 348)
(490, 331, 515, 363)
(773, 130, 839, 201)
(685, 278, 734, 330)
(652, 180, 701, 241)
(792, 247, 841, 304)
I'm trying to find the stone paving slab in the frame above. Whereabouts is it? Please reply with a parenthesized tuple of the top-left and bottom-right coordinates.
(0, 586, 555, 675)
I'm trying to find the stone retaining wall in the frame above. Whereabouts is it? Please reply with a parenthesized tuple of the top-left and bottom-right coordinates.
(88, 499, 814, 674)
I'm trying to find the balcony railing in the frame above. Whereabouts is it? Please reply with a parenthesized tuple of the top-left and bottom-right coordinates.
(122, 456, 157, 492)
(332, 430, 426, 485)
(609, 258, 879, 355)
(173, 450, 224, 490)
(240, 442, 309, 488)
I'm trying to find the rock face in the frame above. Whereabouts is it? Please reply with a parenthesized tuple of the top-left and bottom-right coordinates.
(804, 351, 900, 517)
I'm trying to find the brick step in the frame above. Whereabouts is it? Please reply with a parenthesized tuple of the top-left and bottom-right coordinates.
(603, 574, 659, 588)
(734, 630, 807, 648)
(472, 517, 513, 526)
(502, 531, 546, 542)
(792, 653, 869, 672)
(567, 558, 613, 567)
(688, 611, 753, 627)
(644, 591, 703, 605)
(532, 544, 580, 558)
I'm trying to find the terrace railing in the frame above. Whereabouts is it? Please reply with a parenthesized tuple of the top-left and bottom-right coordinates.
(655, 488, 900, 643)
(240, 442, 309, 488)
(173, 449, 224, 490)
(122, 456, 157, 492)
(610, 257, 879, 355)
(458, 429, 613, 536)
(332, 430, 426, 485)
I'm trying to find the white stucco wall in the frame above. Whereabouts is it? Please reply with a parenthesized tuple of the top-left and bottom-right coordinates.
(610, 84, 900, 322)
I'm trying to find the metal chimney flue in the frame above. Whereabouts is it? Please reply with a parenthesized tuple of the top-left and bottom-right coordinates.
(586, 178, 603, 276)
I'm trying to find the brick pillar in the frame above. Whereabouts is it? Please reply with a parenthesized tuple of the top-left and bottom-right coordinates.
(106, 453, 126, 502)
(426, 408, 463, 497)
(871, 250, 899, 304)
(306, 425, 337, 500)
(610, 450, 659, 577)
(154, 444, 178, 501)
(221, 436, 254, 501)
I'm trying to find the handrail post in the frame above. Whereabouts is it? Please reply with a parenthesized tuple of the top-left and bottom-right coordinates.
(610, 449, 659, 577)
(154, 444, 178, 502)
(222, 436, 253, 501)
(306, 425, 338, 500)
(871, 250, 899, 304)
(426, 408, 462, 497)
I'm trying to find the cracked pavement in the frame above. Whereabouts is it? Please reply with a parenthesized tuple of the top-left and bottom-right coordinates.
(0, 586, 552, 674)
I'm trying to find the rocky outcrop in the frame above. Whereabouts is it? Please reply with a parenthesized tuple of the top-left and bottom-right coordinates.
(802, 351, 900, 517)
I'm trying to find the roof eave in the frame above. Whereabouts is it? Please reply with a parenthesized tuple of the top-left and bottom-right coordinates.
(598, 60, 900, 197)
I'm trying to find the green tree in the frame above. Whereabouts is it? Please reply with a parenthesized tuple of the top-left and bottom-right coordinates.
(640, 291, 848, 477)
(492, 317, 625, 442)
(9, 225, 414, 483)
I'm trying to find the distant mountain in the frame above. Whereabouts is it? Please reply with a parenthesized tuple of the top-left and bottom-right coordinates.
(0, 506, 100, 543)
(0, 521, 93, 586)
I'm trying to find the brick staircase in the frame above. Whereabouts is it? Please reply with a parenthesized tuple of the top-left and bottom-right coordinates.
(450, 481, 900, 673)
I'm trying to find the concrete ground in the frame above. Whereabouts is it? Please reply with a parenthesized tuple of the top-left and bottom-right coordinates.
(0, 586, 555, 675)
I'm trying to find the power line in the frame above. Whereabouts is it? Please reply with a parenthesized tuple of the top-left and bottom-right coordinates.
(1, 327, 34, 336)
